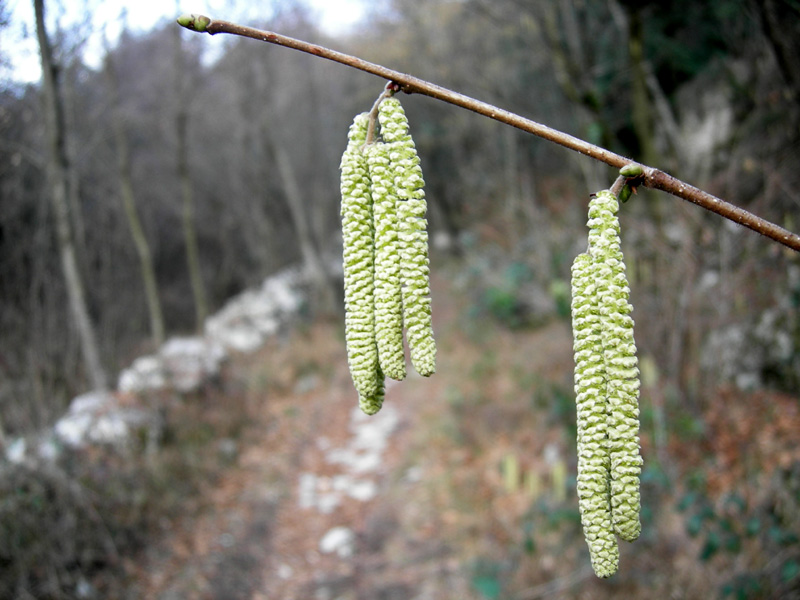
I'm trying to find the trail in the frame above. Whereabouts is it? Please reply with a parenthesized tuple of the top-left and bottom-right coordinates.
(135, 273, 575, 599)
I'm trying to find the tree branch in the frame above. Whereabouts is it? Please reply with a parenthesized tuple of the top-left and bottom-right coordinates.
(177, 14, 800, 253)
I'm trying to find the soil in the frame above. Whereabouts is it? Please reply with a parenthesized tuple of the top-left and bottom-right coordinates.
(124, 267, 800, 600)
(131, 272, 578, 600)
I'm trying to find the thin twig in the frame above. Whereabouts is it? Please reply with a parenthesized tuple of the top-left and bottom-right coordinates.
(610, 175, 628, 198)
(178, 14, 800, 253)
(366, 82, 398, 145)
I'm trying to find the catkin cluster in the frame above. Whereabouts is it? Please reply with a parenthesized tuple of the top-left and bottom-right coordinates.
(340, 97, 436, 415)
(571, 189, 642, 578)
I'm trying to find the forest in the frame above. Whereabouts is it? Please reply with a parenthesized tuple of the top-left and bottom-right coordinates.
(1, 0, 799, 598)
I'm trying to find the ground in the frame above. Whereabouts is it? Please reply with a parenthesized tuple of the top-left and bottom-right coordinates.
(129, 270, 584, 599)
(126, 269, 800, 600)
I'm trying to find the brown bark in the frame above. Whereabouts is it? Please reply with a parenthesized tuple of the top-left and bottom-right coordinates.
(271, 138, 336, 315)
(626, 7, 658, 167)
(105, 54, 166, 348)
(755, 0, 800, 107)
(34, 0, 107, 391)
(174, 26, 208, 332)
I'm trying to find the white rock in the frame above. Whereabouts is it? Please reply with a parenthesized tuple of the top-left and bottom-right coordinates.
(404, 466, 423, 483)
(55, 411, 94, 447)
(325, 405, 399, 474)
(346, 478, 377, 502)
(54, 391, 154, 449)
(317, 492, 341, 514)
(89, 411, 138, 444)
(37, 435, 61, 462)
(203, 268, 302, 354)
(319, 526, 355, 557)
(277, 563, 294, 580)
(262, 271, 302, 315)
(327, 447, 381, 474)
(69, 391, 111, 415)
(118, 355, 166, 393)
(75, 576, 96, 599)
(6, 437, 26, 464)
(55, 391, 115, 447)
(159, 337, 227, 392)
(298, 472, 318, 509)
(206, 324, 264, 354)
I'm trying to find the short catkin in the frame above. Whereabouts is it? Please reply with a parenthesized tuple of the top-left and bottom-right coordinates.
(571, 251, 620, 578)
(367, 141, 406, 381)
(378, 97, 436, 377)
(340, 113, 384, 414)
(587, 190, 642, 543)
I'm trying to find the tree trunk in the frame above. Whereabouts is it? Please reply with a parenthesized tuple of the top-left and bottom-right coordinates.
(34, 0, 107, 391)
(271, 138, 337, 316)
(755, 0, 800, 109)
(177, 111, 208, 331)
(174, 26, 208, 332)
(105, 54, 166, 348)
(626, 6, 659, 167)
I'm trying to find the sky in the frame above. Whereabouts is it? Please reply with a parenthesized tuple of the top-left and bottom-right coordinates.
(2, 0, 370, 84)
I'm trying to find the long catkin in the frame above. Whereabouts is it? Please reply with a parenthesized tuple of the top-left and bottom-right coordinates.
(571, 251, 619, 578)
(378, 97, 436, 377)
(340, 113, 384, 414)
(587, 190, 642, 543)
(572, 189, 643, 577)
(366, 141, 406, 381)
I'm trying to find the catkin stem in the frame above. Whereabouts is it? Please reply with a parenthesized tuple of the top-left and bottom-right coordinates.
(366, 84, 398, 145)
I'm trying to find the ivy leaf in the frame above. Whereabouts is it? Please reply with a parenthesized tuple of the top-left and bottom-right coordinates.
(472, 576, 501, 600)
(686, 513, 704, 537)
(745, 517, 760, 537)
(700, 530, 720, 561)
(781, 560, 800, 583)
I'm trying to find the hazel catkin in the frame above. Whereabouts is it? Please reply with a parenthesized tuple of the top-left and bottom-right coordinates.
(366, 141, 406, 381)
(340, 113, 384, 413)
(571, 251, 619, 578)
(378, 97, 436, 377)
(339, 95, 438, 413)
(571, 189, 643, 577)
(587, 190, 642, 543)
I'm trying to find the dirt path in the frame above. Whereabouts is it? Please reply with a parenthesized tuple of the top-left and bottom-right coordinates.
(136, 274, 575, 599)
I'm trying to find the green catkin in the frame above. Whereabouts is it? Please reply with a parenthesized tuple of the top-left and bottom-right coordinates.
(378, 97, 436, 377)
(571, 252, 620, 578)
(359, 367, 386, 416)
(366, 142, 406, 381)
(587, 190, 642, 543)
(340, 113, 384, 414)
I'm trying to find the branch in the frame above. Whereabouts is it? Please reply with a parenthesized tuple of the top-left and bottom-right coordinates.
(177, 14, 800, 253)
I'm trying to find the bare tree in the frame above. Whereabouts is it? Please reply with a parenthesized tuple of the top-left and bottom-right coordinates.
(269, 128, 337, 315)
(754, 0, 800, 111)
(34, 0, 107, 391)
(173, 23, 208, 331)
(105, 51, 166, 348)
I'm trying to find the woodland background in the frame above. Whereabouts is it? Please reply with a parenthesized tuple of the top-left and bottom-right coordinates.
(1, 0, 799, 598)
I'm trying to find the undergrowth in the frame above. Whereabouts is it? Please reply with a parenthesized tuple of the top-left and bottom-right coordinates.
(0, 379, 250, 599)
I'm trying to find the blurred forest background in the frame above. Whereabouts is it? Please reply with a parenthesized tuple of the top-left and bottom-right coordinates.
(1, 0, 799, 598)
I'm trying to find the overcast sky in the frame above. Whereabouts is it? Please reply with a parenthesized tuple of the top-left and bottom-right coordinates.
(3, 0, 370, 83)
